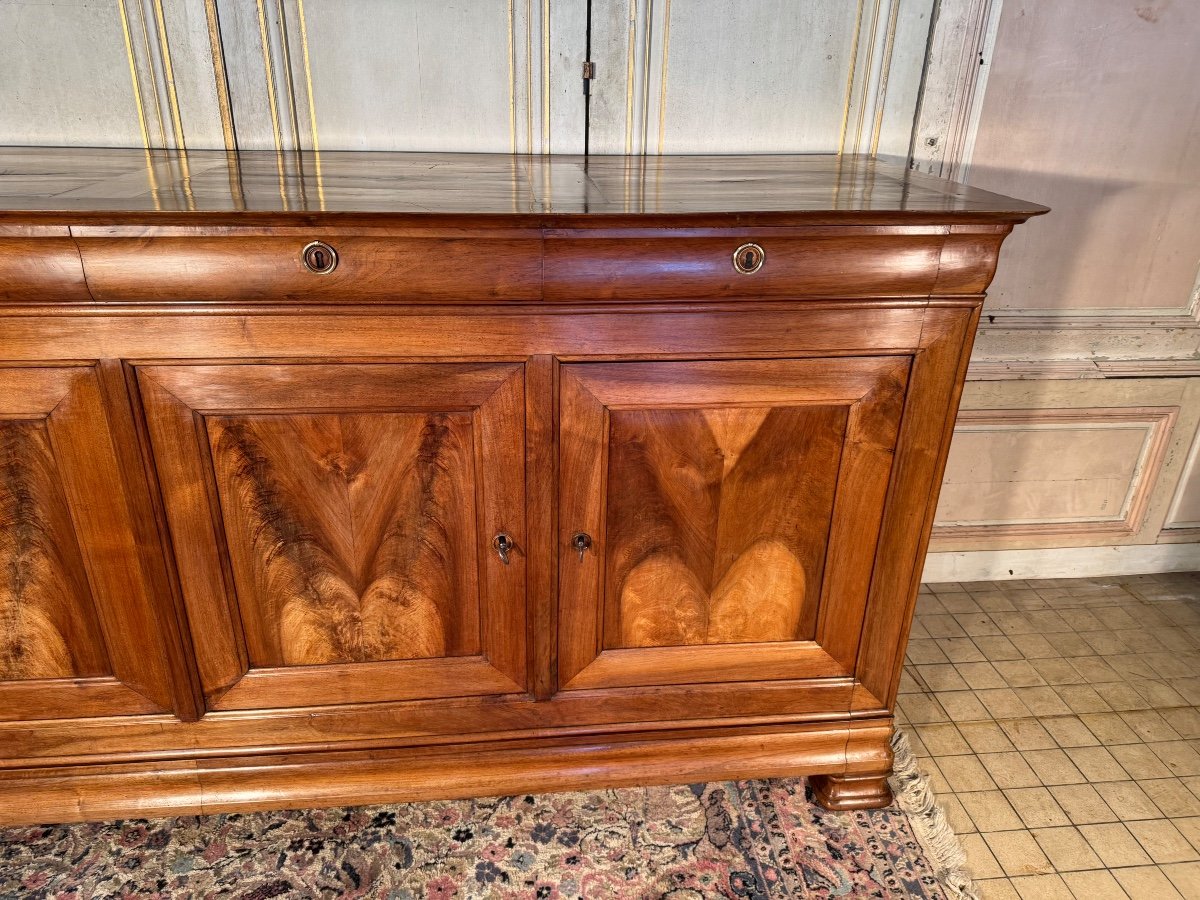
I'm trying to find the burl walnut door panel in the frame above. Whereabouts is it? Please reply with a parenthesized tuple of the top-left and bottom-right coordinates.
(0, 365, 179, 720)
(558, 357, 909, 697)
(138, 362, 527, 711)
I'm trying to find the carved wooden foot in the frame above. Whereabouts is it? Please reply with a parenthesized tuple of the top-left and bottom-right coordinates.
(809, 772, 894, 810)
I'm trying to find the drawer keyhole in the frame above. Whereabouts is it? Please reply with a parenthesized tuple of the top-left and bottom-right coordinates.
(732, 242, 765, 274)
(302, 241, 339, 274)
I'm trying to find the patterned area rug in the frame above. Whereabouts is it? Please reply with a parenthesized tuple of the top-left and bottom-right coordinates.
(0, 733, 973, 899)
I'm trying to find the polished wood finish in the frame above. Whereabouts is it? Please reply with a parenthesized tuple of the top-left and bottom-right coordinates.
(0, 148, 1042, 823)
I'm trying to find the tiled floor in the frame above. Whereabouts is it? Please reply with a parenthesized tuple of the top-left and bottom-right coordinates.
(900, 572, 1200, 900)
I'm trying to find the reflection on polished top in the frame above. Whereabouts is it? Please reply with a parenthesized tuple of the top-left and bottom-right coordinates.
(0, 147, 1047, 224)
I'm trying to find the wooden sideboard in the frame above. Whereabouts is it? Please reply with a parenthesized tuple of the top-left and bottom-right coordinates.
(0, 149, 1045, 825)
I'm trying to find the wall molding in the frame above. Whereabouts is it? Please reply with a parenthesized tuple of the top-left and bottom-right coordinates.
(932, 406, 1178, 541)
(923, 542, 1200, 583)
(909, 0, 1002, 179)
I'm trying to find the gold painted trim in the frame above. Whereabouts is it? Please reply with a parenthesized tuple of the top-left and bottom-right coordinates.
(255, 0, 289, 209)
(117, 0, 161, 211)
(525, 0, 534, 155)
(656, 0, 671, 155)
(296, 0, 324, 209)
(639, 0, 654, 156)
(850, 0, 883, 157)
(542, 0, 551, 154)
(507, 0, 517, 154)
(837, 0, 866, 157)
(869, 0, 901, 156)
(134, 0, 169, 149)
(625, 0, 637, 155)
(203, 0, 238, 153)
(151, 0, 193, 210)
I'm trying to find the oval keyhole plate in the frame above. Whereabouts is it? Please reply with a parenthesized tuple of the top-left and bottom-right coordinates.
(732, 242, 765, 275)
(302, 240, 339, 275)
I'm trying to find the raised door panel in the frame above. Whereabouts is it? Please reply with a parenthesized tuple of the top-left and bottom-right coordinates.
(138, 362, 527, 711)
(558, 358, 908, 700)
(0, 366, 178, 721)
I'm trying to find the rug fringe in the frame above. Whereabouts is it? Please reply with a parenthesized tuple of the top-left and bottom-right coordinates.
(889, 729, 980, 900)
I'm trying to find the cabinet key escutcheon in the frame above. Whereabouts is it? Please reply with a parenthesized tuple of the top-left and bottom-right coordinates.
(492, 532, 516, 565)
(571, 532, 593, 562)
(301, 240, 339, 274)
(732, 242, 765, 274)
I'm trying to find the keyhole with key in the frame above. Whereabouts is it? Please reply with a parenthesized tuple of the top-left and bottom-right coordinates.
(571, 532, 593, 562)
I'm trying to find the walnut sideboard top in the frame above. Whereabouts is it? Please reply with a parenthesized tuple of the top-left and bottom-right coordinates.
(0, 148, 1044, 825)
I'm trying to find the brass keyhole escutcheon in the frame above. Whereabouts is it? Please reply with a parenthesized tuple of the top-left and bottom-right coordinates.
(302, 240, 339, 275)
(732, 242, 765, 275)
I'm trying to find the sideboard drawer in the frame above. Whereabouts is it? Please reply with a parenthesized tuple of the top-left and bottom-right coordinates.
(542, 231, 947, 302)
(73, 232, 543, 304)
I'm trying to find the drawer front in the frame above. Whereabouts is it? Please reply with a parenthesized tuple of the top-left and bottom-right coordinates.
(543, 232, 947, 301)
(74, 233, 542, 303)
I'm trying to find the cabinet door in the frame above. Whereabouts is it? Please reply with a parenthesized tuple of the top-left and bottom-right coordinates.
(558, 357, 908, 698)
(0, 365, 179, 720)
(139, 362, 526, 711)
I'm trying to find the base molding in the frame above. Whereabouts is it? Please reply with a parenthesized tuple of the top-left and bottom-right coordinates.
(923, 542, 1200, 582)
(0, 720, 894, 826)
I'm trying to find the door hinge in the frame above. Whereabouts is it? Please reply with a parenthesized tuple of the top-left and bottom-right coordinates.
(582, 60, 596, 96)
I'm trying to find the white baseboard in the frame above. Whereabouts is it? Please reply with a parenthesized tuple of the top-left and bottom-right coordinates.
(922, 543, 1200, 583)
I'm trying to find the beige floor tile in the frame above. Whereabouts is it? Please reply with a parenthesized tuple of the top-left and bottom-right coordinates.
(913, 722, 972, 755)
(1161, 707, 1200, 739)
(920, 614, 968, 638)
(974, 635, 1024, 660)
(1055, 685, 1113, 714)
(906, 638, 949, 664)
(1150, 741, 1200, 777)
(939, 794, 977, 835)
(1078, 823, 1155, 867)
(957, 661, 1009, 690)
(1178, 817, 1200, 854)
(1046, 633, 1098, 658)
(1120, 711, 1183, 743)
(1098, 682, 1154, 712)
(976, 877, 1022, 900)
(1060, 868, 1131, 900)
(1032, 658, 1086, 685)
(961, 832, 1006, 879)
(1111, 744, 1175, 780)
(917, 663, 970, 692)
(1024, 748, 1087, 785)
(960, 790, 1025, 832)
(979, 689, 1036, 720)
(1125, 819, 1200, 864)
(1131, 680, 1190, 709)
(1079, 712, 1140, 745)
(1000, 718, 1058, 751)
(938, 754, 999, 792)
(981, 752, 1042, 789)
(1162, 860, 1200, 897)
(1065, 746, 1130, 782)
(1043, 716, 1101, 748)
(959, 721, 1018, 754)
(1071, 657, 1123, 684)
(938, 691, 990, 722)
(1050, 783, 1119, 825)
(1016, 686, 1074, 717)
(916, 757, 953, 795)
(995, 659, 1048, 688)
(1009, 873, 1075, 900)
(1111, 866, 1185, 900)
(1030, 826, 1104, 871)
(1006, 787, 1071, 828)
(1093, 781, 1165, 821)
(1139, 778, 1200, 818)
(984, 830, 1056, 876)
(937, 637, 988, 663)
(1010, 633, 1060, 659)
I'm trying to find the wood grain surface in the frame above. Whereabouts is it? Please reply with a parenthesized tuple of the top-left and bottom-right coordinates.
(208, 412, 479, 667)
(0, 420, 106, 679)
(606, 405, 844, 648)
